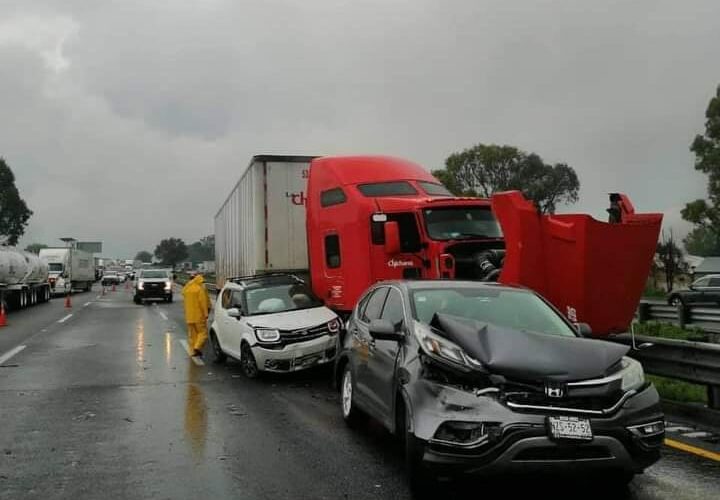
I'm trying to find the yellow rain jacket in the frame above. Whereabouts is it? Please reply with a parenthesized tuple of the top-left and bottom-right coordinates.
(182, 275, 211, 324)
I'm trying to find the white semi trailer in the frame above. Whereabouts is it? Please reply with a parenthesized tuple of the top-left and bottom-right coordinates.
(39, 247, 95, 295)
(0, 247, 52, 311)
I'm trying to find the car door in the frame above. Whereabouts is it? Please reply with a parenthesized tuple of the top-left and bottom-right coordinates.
(350, 287, 389, 418)
(707, 277, 720, 304)
(689, 276, 711, 304)
(215, 289, 234, 348)
(365, 287, 406, 427)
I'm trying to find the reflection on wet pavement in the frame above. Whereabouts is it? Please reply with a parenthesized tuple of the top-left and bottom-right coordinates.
(184, 365, 208, 462)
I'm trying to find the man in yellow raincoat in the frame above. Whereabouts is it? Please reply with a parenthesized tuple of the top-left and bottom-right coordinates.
(182, 274, 211, 357)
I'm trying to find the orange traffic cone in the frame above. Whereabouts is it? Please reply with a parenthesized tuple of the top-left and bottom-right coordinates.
(65, 293, 72, 309)
(0, 302, 7, 327)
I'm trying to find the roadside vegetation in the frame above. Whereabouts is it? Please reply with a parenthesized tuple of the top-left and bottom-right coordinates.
(632, 321, 707, 342)
(648, 375, 709, 404)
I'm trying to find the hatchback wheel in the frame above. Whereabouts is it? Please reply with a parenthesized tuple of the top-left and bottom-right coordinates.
(240, 343, 259, 378)
(210, 331, 227, 364)
(670, 296, 683, 307)
(341, 365, 367, 427)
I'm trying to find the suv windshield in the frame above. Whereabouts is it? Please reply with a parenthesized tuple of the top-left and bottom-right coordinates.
(244, 282, 323, 315)
(423, 207, 502, 240)
(411, 287, 576, 337)
(141, 270, 168, 279)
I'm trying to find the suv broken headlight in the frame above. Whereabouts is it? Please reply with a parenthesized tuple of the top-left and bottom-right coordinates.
(414, 322, 482, 370)
(619, 357, 645, 392)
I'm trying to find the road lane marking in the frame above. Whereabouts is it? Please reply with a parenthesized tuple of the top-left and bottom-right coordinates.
(0, 345, 26, 365)
(83, 302, 92, 307)
(665, 438, 720, 462)
(158, 311, 168, 321)
(58, 314, 73, 323)
(179, 339, 205, 366)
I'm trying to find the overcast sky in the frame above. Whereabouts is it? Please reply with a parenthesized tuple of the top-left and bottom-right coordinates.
(2, 0, 719, 258)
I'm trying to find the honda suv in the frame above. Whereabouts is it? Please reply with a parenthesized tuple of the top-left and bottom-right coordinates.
(336, 280, 664, 494)
(209, 274, 341, 377)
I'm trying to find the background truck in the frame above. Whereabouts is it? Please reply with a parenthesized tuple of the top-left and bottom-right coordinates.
(0, 246, 52, 312)
(39, 247, 95, 295)
(215, 154, 662, 336)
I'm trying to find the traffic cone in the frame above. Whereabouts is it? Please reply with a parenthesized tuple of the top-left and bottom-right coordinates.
(102, 286, 106, 296)
(0, 302, 7, 327)
(112, 283, 116, 292)
(65, 293, 72, 309)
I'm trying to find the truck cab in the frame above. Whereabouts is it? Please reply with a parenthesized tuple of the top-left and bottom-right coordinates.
(306, 156, 504, 314)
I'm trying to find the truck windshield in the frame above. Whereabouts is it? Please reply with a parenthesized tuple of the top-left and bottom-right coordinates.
(423, 207, 502, 240)
(141, 271, 168, 279)
(244, 283, 323, 315)
(48, 263, 64, 272)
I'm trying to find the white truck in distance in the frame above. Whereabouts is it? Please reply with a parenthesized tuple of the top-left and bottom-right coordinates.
(0, 247, 52, 311)
(39, 247, 95, 295)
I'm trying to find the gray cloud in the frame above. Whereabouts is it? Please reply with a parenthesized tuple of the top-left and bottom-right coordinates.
(1, 0, 719, 257)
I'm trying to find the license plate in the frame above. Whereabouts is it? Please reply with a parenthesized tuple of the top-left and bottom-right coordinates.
(548, 416, 593, 441)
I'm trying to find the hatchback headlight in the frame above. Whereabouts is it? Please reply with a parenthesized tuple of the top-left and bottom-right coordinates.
(327, 318, 340, 335)
(255, 328, 281, 343)
(619, 357, 645, 392)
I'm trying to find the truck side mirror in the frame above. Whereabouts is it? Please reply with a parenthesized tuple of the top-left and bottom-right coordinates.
(384, 221, 401, 255)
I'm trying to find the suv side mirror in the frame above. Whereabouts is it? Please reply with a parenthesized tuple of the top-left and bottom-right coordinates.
(384, 221, 401, 255)
(227, 307, 242, 318)
(369, 319, 403, 342)
(576, 322, 593, 338)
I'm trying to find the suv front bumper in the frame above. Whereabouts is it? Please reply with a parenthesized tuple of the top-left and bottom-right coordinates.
(252, 335, 338, 373)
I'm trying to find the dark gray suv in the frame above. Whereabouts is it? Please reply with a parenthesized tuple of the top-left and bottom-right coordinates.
(667, 275, 720, 306)
(336, 280, 663, 494)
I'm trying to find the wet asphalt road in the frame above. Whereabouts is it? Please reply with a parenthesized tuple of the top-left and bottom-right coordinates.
(0, 285, 719, 499)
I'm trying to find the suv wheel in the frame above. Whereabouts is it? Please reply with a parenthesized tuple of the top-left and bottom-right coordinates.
(397, 399, 435, 497)
(240, 342, 259, 378)
(209, 330, 227, 364)
(340, 364, 367, 427)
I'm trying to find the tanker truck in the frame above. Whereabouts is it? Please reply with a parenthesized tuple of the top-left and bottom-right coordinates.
(0, 247, 52, 312)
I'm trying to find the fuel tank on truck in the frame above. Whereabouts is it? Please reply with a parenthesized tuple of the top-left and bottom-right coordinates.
(0, 247, 30, 285)
(491, 191, 662, 337)
(21, 251, 49, 284)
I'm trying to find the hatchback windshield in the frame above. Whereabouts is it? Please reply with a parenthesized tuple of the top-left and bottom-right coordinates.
(141, 270, 168, 279)
(423, 207, 502, 240)
(244, 283, 323, 315)
(411, 287, 576, 337)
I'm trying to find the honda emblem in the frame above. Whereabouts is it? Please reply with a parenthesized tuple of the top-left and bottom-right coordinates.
(545, 385, 565, 398)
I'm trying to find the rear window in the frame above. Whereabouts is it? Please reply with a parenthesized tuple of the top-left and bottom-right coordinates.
(418, 181, 452, 196)
(357, 181, 418, 197)
(320, 187, 347, 207)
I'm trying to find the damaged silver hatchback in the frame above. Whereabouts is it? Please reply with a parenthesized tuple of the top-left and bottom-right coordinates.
(335, 281, 664, 492)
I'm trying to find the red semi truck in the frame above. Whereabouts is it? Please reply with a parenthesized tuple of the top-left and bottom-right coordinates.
(215, 154, 661, 336)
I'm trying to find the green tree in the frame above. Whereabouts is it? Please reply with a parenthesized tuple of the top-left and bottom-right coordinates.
(134, 250, 153, 262)
(657, 231, 685, 292)
(24, 243, 48, 254)
(431, 144, 580, 213)
(186, 235, 215, 264)
(0, 158, 33, 245)
(154, 238, 188, 269)
(682, 84, 720, 251)
(683, 226, 720, 256)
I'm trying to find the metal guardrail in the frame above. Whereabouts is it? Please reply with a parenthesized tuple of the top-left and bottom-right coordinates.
(637, 301, 720, 334)
(612, 333, 720, 410)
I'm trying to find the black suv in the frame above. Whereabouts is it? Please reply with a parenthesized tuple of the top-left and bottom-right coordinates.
(134, 269, 173, 304)
(667, 274, 720, 306)
(336, 280, 663, 494)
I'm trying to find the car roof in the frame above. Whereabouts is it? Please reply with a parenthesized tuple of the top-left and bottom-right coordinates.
(372, 279, 528, 293)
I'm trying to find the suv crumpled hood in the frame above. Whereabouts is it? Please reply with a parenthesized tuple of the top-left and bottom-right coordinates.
(430, 313, 628, 382)
(247, 307, 337, 330)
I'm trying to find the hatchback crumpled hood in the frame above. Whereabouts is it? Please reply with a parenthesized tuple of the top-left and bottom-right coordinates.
(430, 313, 629, 382)
(247, 307, 337, 330)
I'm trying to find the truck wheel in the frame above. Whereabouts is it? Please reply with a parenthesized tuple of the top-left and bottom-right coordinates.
(167, 295, 174, 303)
(240, 342, 260, 379)
(209, 331, 227, 364)
(133, 296, 142, 305)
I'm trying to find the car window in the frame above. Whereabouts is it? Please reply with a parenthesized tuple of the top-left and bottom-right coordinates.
(693, 277, 711, 287)
(230, 291, 244, 310)
(380, 289, 405, 330)
(361, 288, 389, 323)
(709, 278, 720, 287)
(243, 282, 322, 315)
(410, 287, 576, 337)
